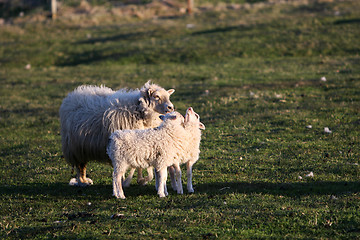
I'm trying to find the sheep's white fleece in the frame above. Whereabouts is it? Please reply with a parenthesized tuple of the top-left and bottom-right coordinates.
(107, 112, 188, 199)
(59, 81, 174, 186)
(159, 107, 205, 194)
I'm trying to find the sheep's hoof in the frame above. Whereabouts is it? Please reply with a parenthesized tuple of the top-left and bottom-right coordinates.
(177, 190, 183, 195)
(113, 193, 126, 199)
(69, 178, 93, 187)
(171, 183, 177, 191)
(137, 178, 148, 186)
(122, 179, 131, 188)
(158, 193, 166, 198)
(138, 176, 153, 186)
(187, 188, 194, 193)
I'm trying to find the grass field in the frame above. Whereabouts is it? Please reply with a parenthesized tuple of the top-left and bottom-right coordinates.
(0, 0, 359, 238)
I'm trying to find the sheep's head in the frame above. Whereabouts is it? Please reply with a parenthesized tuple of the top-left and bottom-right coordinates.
(185, 107, 205, 130)
(159, 111, 184, 127)
(140, 81, 175, 114)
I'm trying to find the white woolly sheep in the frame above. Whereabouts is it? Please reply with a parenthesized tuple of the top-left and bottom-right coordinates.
(59, 81, 175, 186)
(156, 107, 205, 194)
(107, 111, 188, 199)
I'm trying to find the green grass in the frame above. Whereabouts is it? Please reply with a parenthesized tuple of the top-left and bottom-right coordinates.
(0, 0, 359, 239)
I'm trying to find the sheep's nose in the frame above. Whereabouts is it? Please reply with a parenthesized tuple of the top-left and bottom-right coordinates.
(167, 105, 174, 112)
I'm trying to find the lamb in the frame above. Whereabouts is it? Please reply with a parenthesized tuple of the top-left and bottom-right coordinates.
(157, 107, 205, 194)
(59, 81, 175, 186)
(107, 111, 188, 199)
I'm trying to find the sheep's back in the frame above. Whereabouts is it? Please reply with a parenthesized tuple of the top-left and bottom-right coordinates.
(59, 85, 144, 165)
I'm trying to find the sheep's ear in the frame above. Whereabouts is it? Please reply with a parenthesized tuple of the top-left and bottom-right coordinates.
(159, 115, 165, 121)
(168, 89, 175, 95)
(144, 80, 152, 88)
(199, 122, 205, 130)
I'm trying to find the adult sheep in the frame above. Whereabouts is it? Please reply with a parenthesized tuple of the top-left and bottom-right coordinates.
(59, 81, 175, 186)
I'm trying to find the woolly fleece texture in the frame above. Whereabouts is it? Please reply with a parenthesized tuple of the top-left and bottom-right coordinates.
(59, 81, 175, 186)
(169, 107, 205, 194)
(108, 112, 187, 199)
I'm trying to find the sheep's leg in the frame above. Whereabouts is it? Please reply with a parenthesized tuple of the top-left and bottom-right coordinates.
(157, 168, 168, 198)
(138, 167, 154, 186)
(164, 181, 168, 197)
(173, 163, 183, 194)
(155, 168, 167, 195)
(186, 162, 194, 193)
(136, 168, 145, 185)
(145, 166, 154, 183)
(155, 168, 159, 191)
(70, 163, 93, 186)
(123, 168, 136, 188)
(168, 166, 177, 191)
(113, 163, 127, 199)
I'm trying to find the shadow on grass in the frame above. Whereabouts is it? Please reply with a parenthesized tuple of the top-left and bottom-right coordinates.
(334, 18, 360, 25)
(1, 181, 359, 199)
(195, 181, 360, 197)
(56, 45, 203, 66)
(76, 31, 154, 44)
(191, 25, 253, 35)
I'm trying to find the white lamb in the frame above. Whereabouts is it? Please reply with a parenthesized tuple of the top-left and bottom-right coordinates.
(157, 107, 205, 194)
(107, 111, 188, 199)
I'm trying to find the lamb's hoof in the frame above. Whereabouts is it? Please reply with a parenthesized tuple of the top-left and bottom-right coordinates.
(188, 188, 194, 193)
(114, 195, 126, 200)
(137, 178, 148, 186)
(69, 178, 93, 187)
(171, 183, 177, 191)
(158, 194, 166, 198)
(122, 179, 131, 188)
(177, 190, 184, 195)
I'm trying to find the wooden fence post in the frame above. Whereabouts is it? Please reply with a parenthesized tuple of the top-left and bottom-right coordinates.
(51, 0, 57, 20)
(187, 0, 194, 14)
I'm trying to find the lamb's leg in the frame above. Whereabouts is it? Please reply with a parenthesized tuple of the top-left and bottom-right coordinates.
(186, 162, 194, 193)
(157, 168, 168, 198)
(168, 166, 177, 191)
(113, 164, 127, 199)
(164, 181, 168, 197)
(138, 167, 154, 185)
(173, 163, 183, 194)
(69, 163, 93, 186)
(123, 168, 136, 188)
(155, 168, 159, 191)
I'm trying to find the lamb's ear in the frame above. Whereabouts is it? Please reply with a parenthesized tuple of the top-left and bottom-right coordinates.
(199, 122, 205, 130)
(168, 89, 175, 95)
(159, 115, 165, 121)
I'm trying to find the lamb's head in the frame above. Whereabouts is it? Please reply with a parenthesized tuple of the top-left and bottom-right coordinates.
(184, 107, 205, 130)
(140, 81, 175, 114)
(159, 111, 184, 128)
